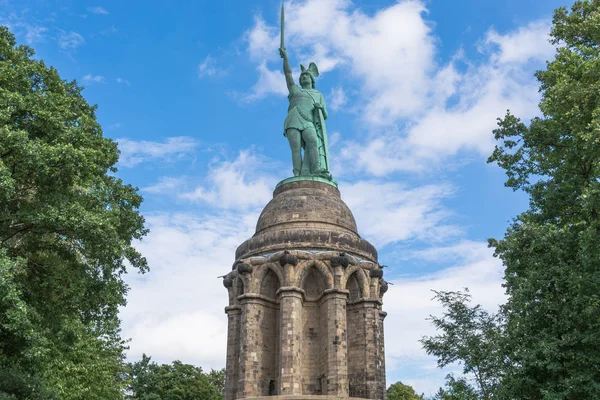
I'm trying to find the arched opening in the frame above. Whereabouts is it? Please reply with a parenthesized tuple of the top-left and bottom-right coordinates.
(301, 266, 327, 395)
(303, 267, 326, 300)
(260, 268, 281, 300)
(346, 272, 361, 302)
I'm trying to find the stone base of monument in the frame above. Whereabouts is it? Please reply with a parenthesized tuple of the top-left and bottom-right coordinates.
(222, 180, 388, 400)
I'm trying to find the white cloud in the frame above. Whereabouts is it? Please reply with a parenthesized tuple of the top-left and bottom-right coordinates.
(338, 19, 552, 176)
(243, 61, 288, 101)
(246, 15, 278, 62)
(58, 31, 85, 50)
(198, 55, 223, 78)
(484, 21, 553, 64)
(87, 6, 109, 15)
(101, 26, 118, 36)
(0, 13, 47, 44)
(342, 180, 460, 248)
(143, 177, 187, 194)
(329, 86, 347, 111)
(82, 74, 106, 84)
(121, 211, 258, 367)
(117, 137, 199, 167)
(24, 25, 47, 44)
(116, 77, 131, 85)
(180, 150, 276, 210)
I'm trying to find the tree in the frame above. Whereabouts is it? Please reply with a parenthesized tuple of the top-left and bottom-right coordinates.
(420, 290, 504, 399)
(431, 374, 479, 400)
(125, 354, 223, 400)
(207, 368, 226, 397)
(487, 0, 600, 398)
(387, 381, 425, 400)
(0, 26, 147, 398)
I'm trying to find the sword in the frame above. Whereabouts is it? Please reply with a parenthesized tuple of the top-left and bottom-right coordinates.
(280, 3, 285, 51)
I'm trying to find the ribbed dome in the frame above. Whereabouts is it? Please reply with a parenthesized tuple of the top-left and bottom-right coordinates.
(255, 180, 358, 235)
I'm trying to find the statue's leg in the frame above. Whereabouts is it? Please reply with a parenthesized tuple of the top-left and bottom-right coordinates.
(302, 128, 319, 174)
(286, 128, 302, 176)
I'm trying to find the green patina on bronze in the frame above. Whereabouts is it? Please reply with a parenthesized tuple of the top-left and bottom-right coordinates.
(279, 4, 335, 186)
(275, 175, 337, 189)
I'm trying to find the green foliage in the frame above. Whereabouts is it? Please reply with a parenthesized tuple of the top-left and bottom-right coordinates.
(387, 381, 424, 400)
(430, 374, 479, 400)
(486, 1, 600, 398)
(420, 290, 504, 399)
(0, 25, 147, 397)
(125, 354, 224, 400)
(207, 368, 226, 397)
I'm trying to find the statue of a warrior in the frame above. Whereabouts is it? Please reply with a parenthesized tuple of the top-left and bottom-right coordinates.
(279, 6, 332, 179)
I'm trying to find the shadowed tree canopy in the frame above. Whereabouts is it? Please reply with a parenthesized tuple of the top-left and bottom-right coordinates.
(0, 25, 148, 398)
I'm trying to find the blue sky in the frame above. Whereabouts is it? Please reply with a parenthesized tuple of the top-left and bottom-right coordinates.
(2, 0, 571, 395)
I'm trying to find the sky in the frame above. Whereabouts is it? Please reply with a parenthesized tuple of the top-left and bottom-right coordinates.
(2, 0, 573, 395)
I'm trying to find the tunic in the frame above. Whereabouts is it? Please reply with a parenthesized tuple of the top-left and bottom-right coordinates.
(283, 86, 326, 135)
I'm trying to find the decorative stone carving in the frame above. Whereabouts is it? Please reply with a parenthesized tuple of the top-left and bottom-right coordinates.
(278, 250, 298, 267)
(331, 252, 350, 269)
(237, 262, 253, 275)
(370, 268, 384, 279)
(222, 272, 235, 289)
(379, 279, 389, 295)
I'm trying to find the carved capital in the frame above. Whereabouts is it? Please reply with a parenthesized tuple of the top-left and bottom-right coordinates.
(379, 279, 389, 295)
(279, 250, 298, 267)
(237, 262, 253, 275)
(222, 272, 235, 288)
(370, 268, 384, 279)
(331, 252, 350, 268)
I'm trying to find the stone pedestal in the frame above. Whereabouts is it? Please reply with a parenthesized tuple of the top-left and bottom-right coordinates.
(222, 180, 388, 400)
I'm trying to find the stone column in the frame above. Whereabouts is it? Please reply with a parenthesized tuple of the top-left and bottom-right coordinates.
(322, 289, 349, 397)
(277, 287, 304, 395)
(378, 310, 388, 400)
(236, 296, 259, 398)
(362, 299, 384, 399)
(224, 305, 241, 400)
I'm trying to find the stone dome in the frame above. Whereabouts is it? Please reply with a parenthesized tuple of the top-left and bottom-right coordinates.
(255, 180, 358, 235)
(235, 179, 377, 261)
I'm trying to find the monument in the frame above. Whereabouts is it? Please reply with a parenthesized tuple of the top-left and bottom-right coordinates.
(220, 6, 388, 399)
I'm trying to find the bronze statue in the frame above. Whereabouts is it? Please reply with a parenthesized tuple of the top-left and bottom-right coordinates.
(279, 5, 331, 180)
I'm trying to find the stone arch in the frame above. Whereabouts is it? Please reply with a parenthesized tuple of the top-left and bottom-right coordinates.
(296, 260, 334, 291)
(252, 263, 284, 294)
(346, 273, 361, 302)
(260, 269, 282, 300)
(341, 266, 369, 299)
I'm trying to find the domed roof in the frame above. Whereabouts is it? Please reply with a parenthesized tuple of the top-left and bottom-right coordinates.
(235, 179, 377, 262)
(255, 180, 358, 235)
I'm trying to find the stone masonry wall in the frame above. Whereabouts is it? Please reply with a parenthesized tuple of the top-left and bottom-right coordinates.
(223, 250, 386, 399)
